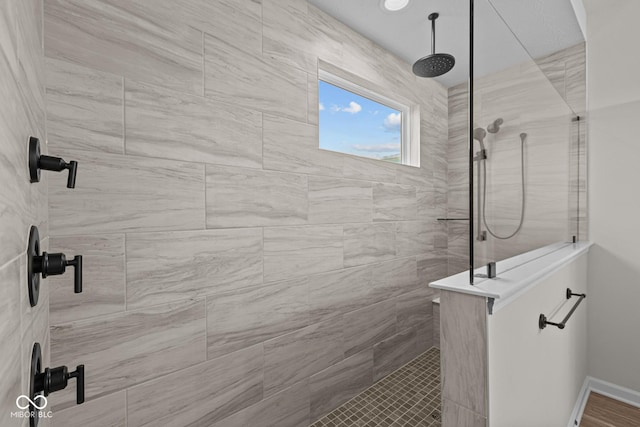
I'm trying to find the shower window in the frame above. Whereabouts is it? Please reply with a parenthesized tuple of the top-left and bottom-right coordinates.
(318, 70, 417, 166)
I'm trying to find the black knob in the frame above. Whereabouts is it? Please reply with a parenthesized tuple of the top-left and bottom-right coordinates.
(28, 226, 83, 307)
(29, 136, 78, 188)
(33, 252, 83, 293)
(34, 364, 85, 404)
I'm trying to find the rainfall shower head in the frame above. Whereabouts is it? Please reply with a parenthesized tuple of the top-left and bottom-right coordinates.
(412, 13, 455, 78)
(487, 118, 504, 134)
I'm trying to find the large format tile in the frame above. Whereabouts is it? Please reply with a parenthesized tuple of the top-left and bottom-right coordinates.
(308, 265, 373, 322)
(206, 166, 308, 228)
(396, 287, 434, 331)
(263, 114, 344, 177)
(309, 349, 373, 422)
(264, 317, 343, 397)
(49, 234, 125, 323)
(373, 182, 417, 221)
(46, 58, 123, 154)
(207, 278, 309, 359)
(204, 35, 307, 121)
(373, 327, 417, 382)
(343, 223, 395, 267)
(308, 177, 372, 224)
(0, 259, 22, 427)
(343, 299, 396, 358)
(182, 0, 262, 55)
(49, 299, 206, 408)
(370, 257, 419, 302)
(125, 80, 262, 168)
(48, 149, 205, 235)
(440, 290, 487, 417)
(396, 221, 432, 257)
(52, 391, 125, 427)
(44, 0, 203, 94)
(126, 228, 263, 309)
(212, 381, 310, 427)
(127, 345, 263, 427)
(263, 225, 343, 282)
(442, 398, 486, 427)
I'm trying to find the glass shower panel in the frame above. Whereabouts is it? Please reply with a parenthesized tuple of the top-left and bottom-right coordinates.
(470, 0, 585, 273)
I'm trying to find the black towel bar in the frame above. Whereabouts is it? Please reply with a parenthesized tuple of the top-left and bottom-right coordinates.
(539, 288, 586, 330)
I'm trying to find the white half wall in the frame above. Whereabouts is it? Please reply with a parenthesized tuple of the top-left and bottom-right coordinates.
(488, 254, 588, 427)
(584, 0, 640, 393)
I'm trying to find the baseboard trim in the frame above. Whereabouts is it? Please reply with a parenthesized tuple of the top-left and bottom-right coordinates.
(568, 376, 640, 427)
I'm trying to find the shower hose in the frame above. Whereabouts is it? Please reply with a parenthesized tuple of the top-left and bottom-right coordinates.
(481, 133, 526, 240)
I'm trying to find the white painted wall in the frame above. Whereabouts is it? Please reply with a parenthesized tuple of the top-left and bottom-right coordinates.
(584, 0, 640, 393)
(487, 255, 588, 427)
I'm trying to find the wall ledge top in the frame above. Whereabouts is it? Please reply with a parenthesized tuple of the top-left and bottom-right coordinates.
(429, 240, 593, 313)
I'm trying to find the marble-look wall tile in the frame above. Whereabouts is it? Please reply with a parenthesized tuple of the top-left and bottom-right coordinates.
(206, 166, 308, 228)
(264, 317, 343, 397)
(343, 223, 396, 267)
(308, 265, 373, 322)
(49, 299, 206, 409)
(309, 349, 373, 422)
(182, 0, 262, 55)
(262, 114, 344, 178)
(342, 155, 397, 184)
(433, 301, 440, 349)
(207, 278, 309, 359)
(52, 391, 125, 427)
(417, 318, 434, 353)
(204, 34, 307, 122)
(211, 381, 310, 427)
(0, 259, 23, 427)
(440, 290, 487, 416)
(49, 234, 125, 323)
(44, 0, 203, 94)
(370, 257, 419, 302)
(263, 225, 343, 282)
(46, 58, 123, 154)
(442, 399, 487, 427)
(396, 287, 433, 331)
(308, 177, 372, 224)
(373, 183, 417, 221)
(125, 80, 262, 168)
(127, 345, 263, 427)
(48, 149, 205, 235)
(126, 228, 263, 309)
(343, 299, 396, 358)
(373, 327, 417, 382)
(396, 221, 433, 257)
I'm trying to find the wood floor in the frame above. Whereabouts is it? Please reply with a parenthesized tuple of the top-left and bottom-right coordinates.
(581, 392, 640, 427)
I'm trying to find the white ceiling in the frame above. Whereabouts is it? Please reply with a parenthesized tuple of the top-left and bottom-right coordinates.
(309, 0, 585, 87)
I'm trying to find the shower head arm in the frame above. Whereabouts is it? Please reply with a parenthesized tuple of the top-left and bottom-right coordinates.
(429, 13, 439, 55)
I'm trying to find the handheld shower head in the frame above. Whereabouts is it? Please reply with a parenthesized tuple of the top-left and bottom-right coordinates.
(487, 118, 503, 134)
(473, 127, 487, 152)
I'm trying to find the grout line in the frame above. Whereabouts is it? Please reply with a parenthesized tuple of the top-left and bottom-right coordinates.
(0, 250, 25, 272)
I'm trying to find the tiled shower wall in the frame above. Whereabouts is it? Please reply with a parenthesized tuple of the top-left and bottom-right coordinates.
(0, 1, 50, 426)
(43, 0, 449, 425)
(447, 43, 586, 274)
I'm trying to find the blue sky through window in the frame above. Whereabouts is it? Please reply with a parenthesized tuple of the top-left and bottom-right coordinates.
(318, 80, 402, 163)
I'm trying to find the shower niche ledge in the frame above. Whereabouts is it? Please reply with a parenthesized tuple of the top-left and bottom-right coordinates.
(429, 240, 592, 314)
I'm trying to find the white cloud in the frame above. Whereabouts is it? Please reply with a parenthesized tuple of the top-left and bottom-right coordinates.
(343, 101, 362, 114)
(383, 113, 401, 131)
(319, 102, 325, 111)
(352, 143, 400, 153)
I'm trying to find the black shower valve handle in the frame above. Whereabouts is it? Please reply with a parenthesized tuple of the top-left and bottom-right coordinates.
(29, 136, 78, 188)
(34, 252, 83, 293)
(36, 364, 85, 404)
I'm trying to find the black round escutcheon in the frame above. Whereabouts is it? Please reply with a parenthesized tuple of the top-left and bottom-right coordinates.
(30, 342, 43, 427)
(27, 226, 41, 307)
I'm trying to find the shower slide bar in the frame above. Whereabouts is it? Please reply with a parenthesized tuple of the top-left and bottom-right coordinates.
(538, 288, 586, 330)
